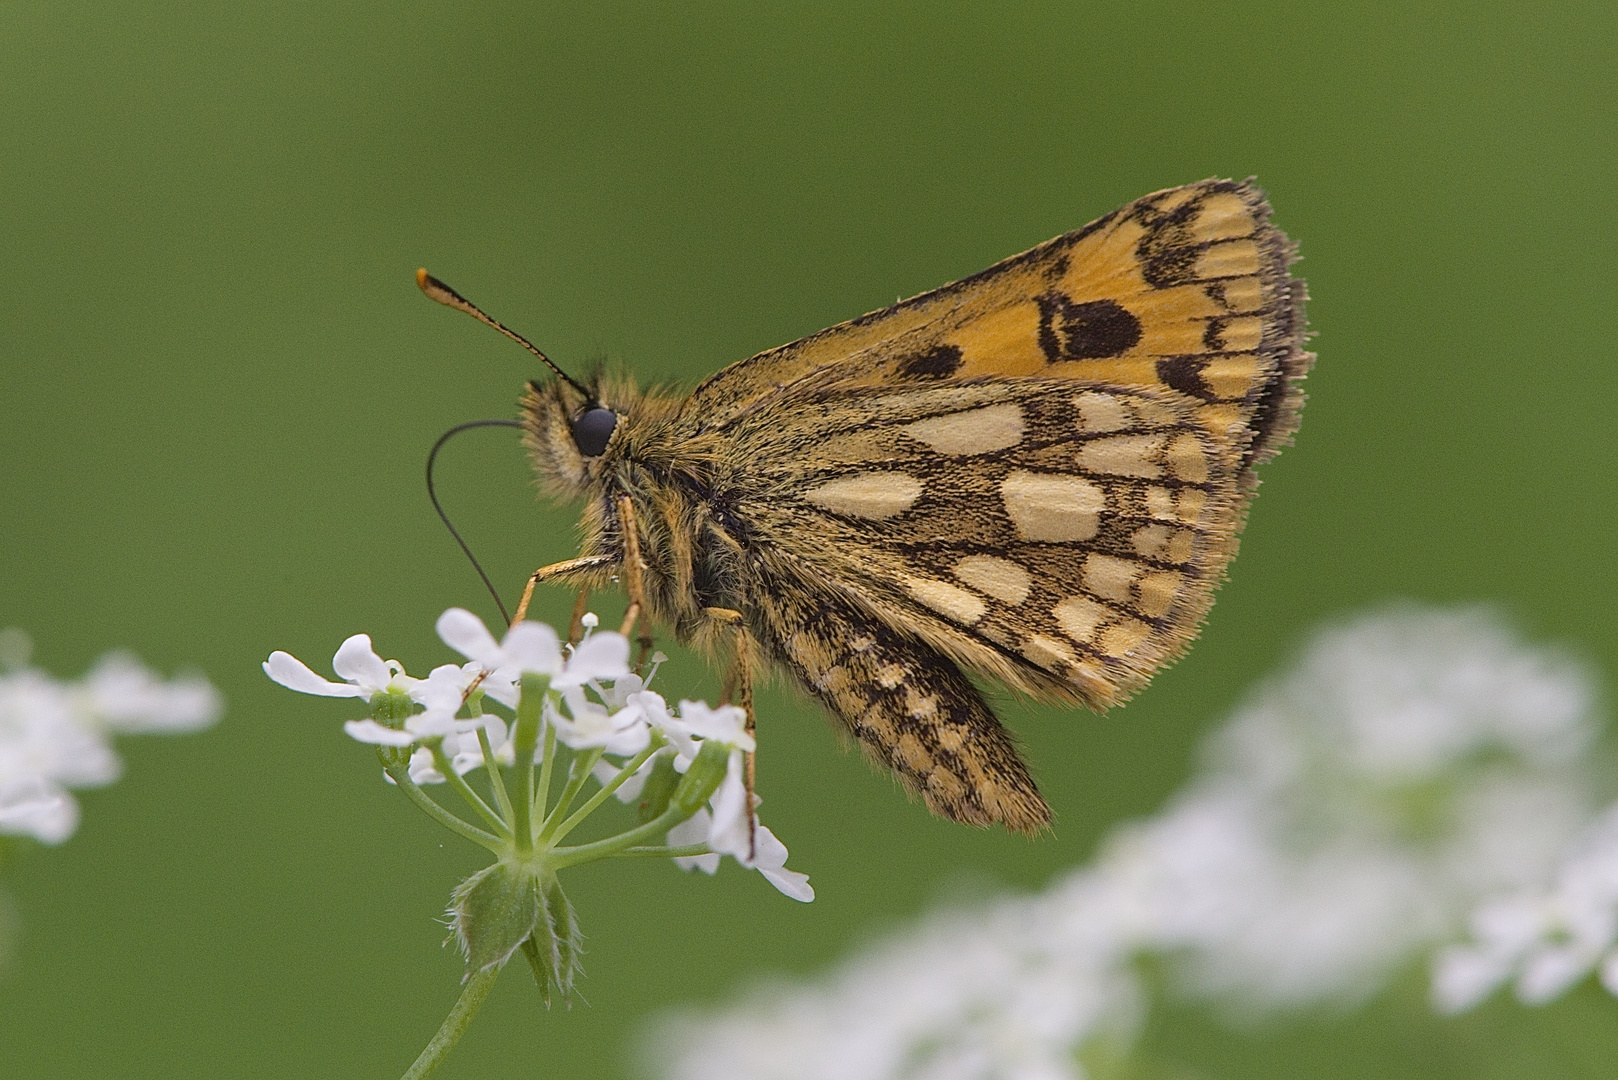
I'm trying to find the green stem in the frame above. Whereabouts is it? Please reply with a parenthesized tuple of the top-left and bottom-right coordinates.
(550, 803, 691, 869)
(533, 716, 559, 829)
(538, 747, 604, 843)
(510, 675, 547, 852)
(380, 752, 504, 854)
(546, 741, 663, 846)
(398, 964, 501, 1080)
(429, 743, 510, 838)
(617, 843, 712, 859)
(476, 724, 515, 828)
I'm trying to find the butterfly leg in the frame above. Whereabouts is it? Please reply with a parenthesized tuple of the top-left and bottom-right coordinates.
(708, 605, 760, 857)
(615, 495, 649, 639)
(513, 554, 615, 627)
(566, 587, 591, 644)
(757, 584, 1051, 834)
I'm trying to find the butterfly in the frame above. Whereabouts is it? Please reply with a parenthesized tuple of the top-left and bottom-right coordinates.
(420, 178, 1311, 834)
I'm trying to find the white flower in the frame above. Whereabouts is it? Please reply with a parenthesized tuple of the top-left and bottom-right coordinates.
(592, 750, 663, 802)
(1435, 798, 1618, 1013)
(551, 685, 654, 755)
(648, 604, 1605, 1078)
(78, 652, 222, 734)
(434, 608, 629, 707)
(1, 641, 221, 845)
(0, 776, 77, 846)
(263, 634, 420, 700)
(657, 700, 755, 769)
(665, 734, 812, 902)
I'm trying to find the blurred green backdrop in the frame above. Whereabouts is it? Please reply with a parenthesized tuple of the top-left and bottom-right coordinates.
(2, 1, 1615, 1077)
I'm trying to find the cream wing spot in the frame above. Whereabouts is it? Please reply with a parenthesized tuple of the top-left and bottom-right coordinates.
(903, 575, 988, 626)
(1022, 633, 1077, 671)
(902, 403, 1023, 455)
(1191, 192, 1255, 241)
(1196, 238, 1261, 279)
(1100, 618, 1152, 659)
(1135, 570, 1182, 618)
(1054, 596, 1110, 644)
(1074, 392, 1134, 433)
(953, 555, 1032, 605)
(1076, 434, 1166, 478)
(1082, 554, 1141, 603)
(1131, 523, 1172, 559)
(1165, 433, 1209, 483)
(1000, 470, 1104, 542)
(805, 472, 923, 519)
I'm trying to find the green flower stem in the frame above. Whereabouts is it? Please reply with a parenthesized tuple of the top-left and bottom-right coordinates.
(550, 803, 691, 869)
(533, 716, 559, 829)
(547, 740, 664, 845)
(617, 843, 712, 859)
(429, 742, 510, 838)
(476, 724, 515, 829)
(398, 964, 501, 1080)
(538, 747, 604, 843)
(379, 752, 504, 854)
(510, 674, 548, 852)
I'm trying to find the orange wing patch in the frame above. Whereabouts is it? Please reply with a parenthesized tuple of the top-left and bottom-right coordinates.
(692, 178, 1310, 485)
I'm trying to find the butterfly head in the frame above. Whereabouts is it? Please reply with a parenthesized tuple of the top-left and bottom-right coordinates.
(520, 375, 622, 494)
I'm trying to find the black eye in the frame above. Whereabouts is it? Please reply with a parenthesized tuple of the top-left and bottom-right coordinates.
(571, 407, 617, 457)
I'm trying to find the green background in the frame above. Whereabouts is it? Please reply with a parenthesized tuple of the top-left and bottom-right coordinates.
(2, 2, 1615, 1076)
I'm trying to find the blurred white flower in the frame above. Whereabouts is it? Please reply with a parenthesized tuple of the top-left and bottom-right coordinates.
(1435, 798, 1618, 1013)
(652, 604, 1606, 1078)
(0, 631, 223, 845)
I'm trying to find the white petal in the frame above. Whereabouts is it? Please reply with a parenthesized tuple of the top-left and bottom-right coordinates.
(749, 824, 792, 871)
(707, 750, 753, 860)
(331, 635, 394, 692)
(559, 632, 631, 686)
(602, 720, 652, 757)
(405, 709, 457, 738)
(501, 621, 564, 676)
(409, 747, 446, 784)
(670, 811, 720, 874)
(477, 666, 520, 710)
(263, 652, 367, 697)
(677, 700, 756, 752)
(0, 780, 79, 845)
(593, 754, 656, 802)
(343, 719, 417, 746)
(413, 664, 471, 711)
(1431, 946, 1508, 1013)
(436, 608, 503, 665)
(1599, 951, 1618, 997)
(760, 866, 815, 902)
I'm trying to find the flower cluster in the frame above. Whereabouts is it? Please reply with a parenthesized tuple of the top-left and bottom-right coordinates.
(264, 608, 811, 904)
(652, 605, 1607, 1080)
(1435, 798, 1618, 1012)
(0, 629, 222, 846)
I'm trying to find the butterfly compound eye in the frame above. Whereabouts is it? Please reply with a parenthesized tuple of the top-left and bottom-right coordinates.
(571, 407, 617, 457)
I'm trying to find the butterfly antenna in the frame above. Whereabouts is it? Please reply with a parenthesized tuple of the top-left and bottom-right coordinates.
(416, 268, 594, 402)
(426, 418, 525, 626)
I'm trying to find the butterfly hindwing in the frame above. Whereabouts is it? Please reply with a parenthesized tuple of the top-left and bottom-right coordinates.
(726, 378, 1244, 710)
(753, 579, 1051, 833)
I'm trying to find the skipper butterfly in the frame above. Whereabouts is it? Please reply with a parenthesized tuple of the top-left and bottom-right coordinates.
(420, 178, 1311, 833)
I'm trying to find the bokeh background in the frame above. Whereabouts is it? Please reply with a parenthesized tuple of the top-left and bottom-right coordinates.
(2, 2, 1615, 1077)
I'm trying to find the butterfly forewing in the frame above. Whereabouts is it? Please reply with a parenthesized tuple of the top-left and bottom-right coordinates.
(693, 178, 1307, 482)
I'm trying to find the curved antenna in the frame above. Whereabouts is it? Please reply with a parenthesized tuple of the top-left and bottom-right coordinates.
(427, 418, 525, 626)
(416, 269, 594, 402)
